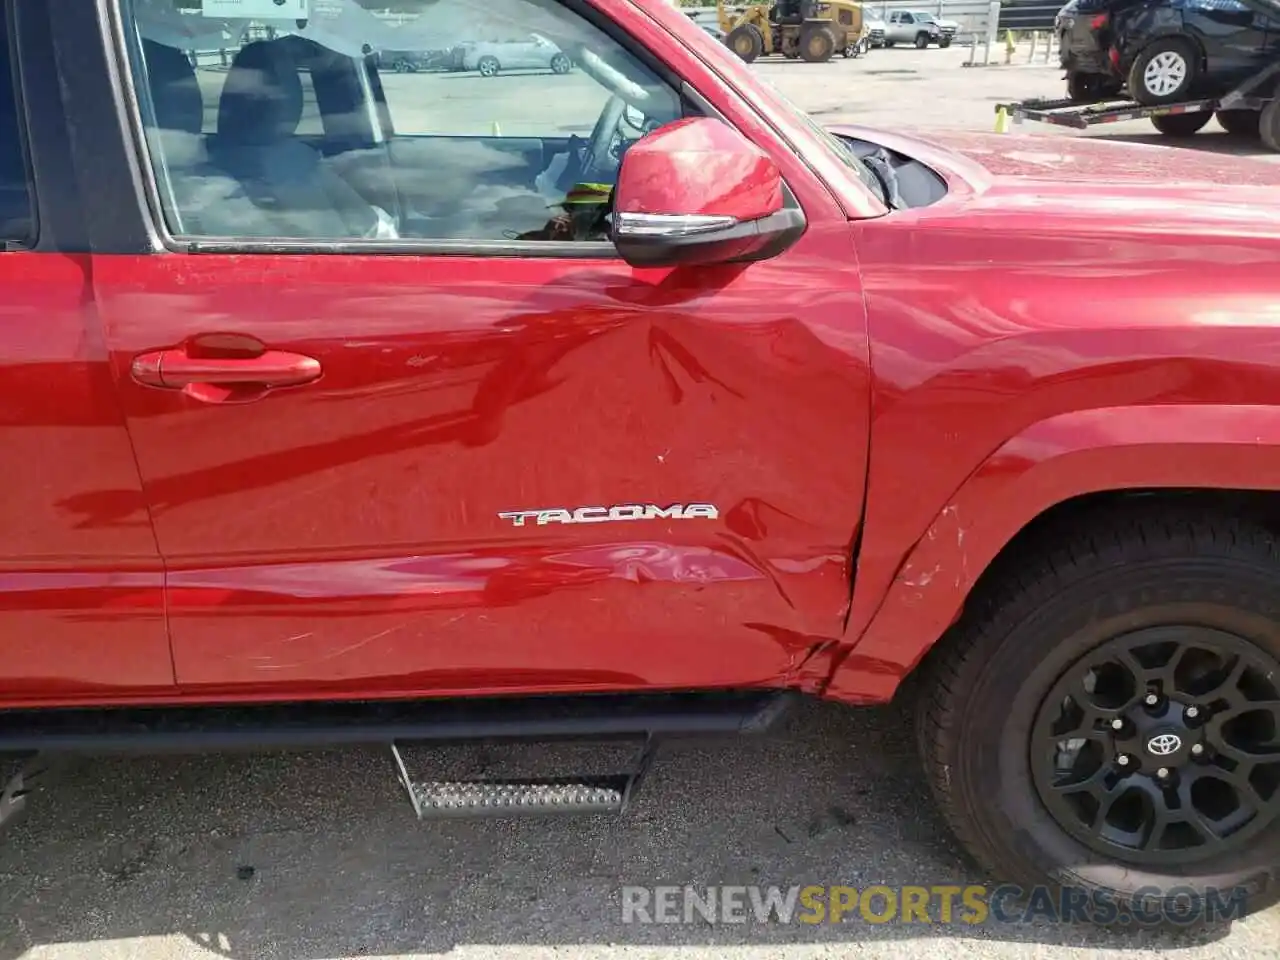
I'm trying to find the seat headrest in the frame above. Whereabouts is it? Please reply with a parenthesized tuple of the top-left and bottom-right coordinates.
(217, 40, 306, 145)
(142, 39, 203, 135)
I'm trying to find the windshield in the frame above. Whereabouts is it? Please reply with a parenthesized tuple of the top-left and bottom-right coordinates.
(651, 3, 888, 208)
(747, 78, 889, 204)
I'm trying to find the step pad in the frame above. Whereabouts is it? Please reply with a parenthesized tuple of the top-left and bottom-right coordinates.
(405, 776, 629, 818)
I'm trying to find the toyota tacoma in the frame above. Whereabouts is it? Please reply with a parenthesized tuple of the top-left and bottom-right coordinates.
(2, 0, 1280, 927)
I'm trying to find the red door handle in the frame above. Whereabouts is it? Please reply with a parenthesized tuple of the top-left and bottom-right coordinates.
(132, 349, 322, 390)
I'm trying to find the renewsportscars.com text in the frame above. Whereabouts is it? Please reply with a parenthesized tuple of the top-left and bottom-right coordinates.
(619, 884, 1248, 926)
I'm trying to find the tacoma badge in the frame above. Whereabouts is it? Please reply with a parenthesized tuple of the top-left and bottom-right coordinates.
(498, 504, 719, 527)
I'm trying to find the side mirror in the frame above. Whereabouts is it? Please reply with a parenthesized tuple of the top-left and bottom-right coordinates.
(610, 117, 806, 269)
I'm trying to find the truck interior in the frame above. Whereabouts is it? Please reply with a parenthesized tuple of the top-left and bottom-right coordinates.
(127, 2, 686, 243)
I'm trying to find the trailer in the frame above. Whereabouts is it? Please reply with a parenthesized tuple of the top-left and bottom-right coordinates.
(995, 59, 1280, 150)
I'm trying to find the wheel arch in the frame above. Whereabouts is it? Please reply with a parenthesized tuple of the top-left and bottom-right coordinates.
(819, 404, 1280, 703)
(1125, 29, 1207, 75)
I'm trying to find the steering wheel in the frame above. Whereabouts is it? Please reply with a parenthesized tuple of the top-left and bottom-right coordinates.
(579, 95, 628, 184)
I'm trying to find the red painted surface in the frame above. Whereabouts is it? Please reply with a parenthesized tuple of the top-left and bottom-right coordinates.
(807, 126, 1280, 701)
(827, 405, 1280, 701)
(7, 0, 1280, 713)
(0, 254, 170, 705)
(616, 117, 784, 219)
(93, 225, 871, 699)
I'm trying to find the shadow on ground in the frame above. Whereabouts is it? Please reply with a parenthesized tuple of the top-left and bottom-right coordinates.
(1087, 129, 1274, 157)
(0, 698, 1240, 959)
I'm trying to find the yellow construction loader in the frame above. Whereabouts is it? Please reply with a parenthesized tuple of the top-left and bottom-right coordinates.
(717, 0, 871, 63)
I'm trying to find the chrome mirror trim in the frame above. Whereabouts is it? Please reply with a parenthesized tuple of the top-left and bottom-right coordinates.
(613, 212, 740, 238)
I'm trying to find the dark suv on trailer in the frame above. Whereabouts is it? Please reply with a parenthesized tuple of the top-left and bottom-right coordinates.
(1060, 0, 1280, 108)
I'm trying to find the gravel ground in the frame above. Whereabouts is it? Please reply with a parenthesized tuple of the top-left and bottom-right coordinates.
(2, 698, 1278, 959)
(756, 41, 1280, 161)
(4, 39, 1280, 960)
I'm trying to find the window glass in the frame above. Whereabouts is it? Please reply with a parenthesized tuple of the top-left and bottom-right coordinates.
(121, 0, 685, 245)
(1186, 0, 1250, 11)
(0, 7, 34, 245)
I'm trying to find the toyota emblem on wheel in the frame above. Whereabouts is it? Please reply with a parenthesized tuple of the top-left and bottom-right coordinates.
(1147, 733, 1183, 756)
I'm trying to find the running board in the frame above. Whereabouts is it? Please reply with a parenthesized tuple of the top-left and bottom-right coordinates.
(0, 690, 795, 754)
(391, 736, 659, 820)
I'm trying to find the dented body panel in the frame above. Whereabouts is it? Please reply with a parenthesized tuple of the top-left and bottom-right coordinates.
(816, 125, 1280, 701)
(88, 231, 872, 701)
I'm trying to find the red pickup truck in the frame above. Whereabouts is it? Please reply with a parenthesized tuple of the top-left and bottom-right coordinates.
(3, 0, 1280, 925)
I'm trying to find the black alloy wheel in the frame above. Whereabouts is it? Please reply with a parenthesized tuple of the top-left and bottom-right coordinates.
(1032, 626, 1280, 866)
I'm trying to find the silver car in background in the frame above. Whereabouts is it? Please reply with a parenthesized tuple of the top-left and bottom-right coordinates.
(461, 32, 574, 77)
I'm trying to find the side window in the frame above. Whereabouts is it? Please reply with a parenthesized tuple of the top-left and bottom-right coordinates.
(120, 0, 685, 247)
(838, 10, 853, 25)
(0, 6, 34, 246)
(901, 13, 915, 23)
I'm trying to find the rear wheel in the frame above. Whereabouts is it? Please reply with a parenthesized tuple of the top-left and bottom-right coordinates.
(1067, 71, 1120, 102)
(1260, 99, 1280, 152)
(726, 23, 765, 62)
(1064, 71, 1105, 102)
(1128, 37, 1199, 105)
(1216, 109, 1261, 137)
(917, 506, 1280, 926)
(1149, 111, 1211, 137)
(799, 24, 837, 62)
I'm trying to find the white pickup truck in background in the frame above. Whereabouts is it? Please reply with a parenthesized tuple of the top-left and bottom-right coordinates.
(879, 9, 958, 47)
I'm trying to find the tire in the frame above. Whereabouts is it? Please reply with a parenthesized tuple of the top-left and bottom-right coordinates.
(1067, 70, 1120, 103)
(1127, 37, 1199, 106)
(550, 53, 572, 74)
(939, 35, 952, 47)
(1149, 111, 1211, 137)
(477, 55, 500, 77)
(1259, 99, 1280, 151)
(1216, 108, 1260, 137)
(726, 23, 765, 62)
(800, 24, 837, 61)
(916, 504, 1280, 926)
(883, 39, 895, 47)
(915, 31, 931, 48)
(392, 59, 415, 74)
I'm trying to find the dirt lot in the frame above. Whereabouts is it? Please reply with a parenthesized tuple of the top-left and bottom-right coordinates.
(4, 41, 1280, 960)
(754, 41, 1279, 159)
